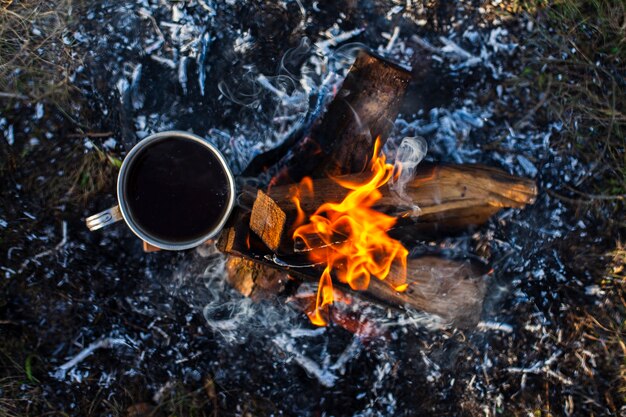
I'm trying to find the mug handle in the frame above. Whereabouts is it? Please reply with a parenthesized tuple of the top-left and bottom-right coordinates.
(86, 206, 123, 231)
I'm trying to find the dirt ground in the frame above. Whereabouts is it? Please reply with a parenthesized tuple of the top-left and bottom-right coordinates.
(0, 1, 624, 416)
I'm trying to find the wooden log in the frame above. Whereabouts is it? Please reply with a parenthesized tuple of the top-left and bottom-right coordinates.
(217, 218, 489, 328)
(250, 163, 537, 252)
(225, 256, 288, 301)
(268, 50, 412, 185)
(366, 257, 488, 328)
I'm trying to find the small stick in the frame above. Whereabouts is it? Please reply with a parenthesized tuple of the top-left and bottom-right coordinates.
(19, 221, 68, 273)
(272, 334, 338, 387)
(476, 321, 513, 333)
(55, 337, 129, 376)
(0, 92, 29, 100)
(67, 131, 114, 138)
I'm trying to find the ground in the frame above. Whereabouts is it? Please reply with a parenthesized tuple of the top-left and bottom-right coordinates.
(0, 0, 624, 416)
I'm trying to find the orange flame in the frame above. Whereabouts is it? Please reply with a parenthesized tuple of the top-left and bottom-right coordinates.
(290, 177, 313, 232)
(292, 138, 408, 325)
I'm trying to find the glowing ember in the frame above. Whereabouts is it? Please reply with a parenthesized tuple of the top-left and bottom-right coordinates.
(292, 138, 408, 325)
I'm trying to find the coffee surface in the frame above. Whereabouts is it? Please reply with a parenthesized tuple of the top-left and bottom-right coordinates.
(125, 137, 230, 243)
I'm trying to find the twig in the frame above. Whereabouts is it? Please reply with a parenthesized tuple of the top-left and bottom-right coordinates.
(273, 334, 338, 387)
(18, 221, 68, 273)
(67, 131, 113, 138)
(385, 26, 400, 52)
(315, 28, 364, 54)
(137, 7, 165, 42)
(197, 0, 216, 14)
(508, 350, 573, 385)
(546, 188, 625, 206)
(151, 55, 176, 69)
(410, 34, 441, 54)
(329, 336, 362, 372)
(55, 337, 129, 376)
(564, 184, 626, 201)
(0, 91, 29, 100)
(477, 321, 513, 333)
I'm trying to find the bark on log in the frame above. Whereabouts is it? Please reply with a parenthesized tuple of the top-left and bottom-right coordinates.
(250, 163, 537, 251)
(268, 50, 412, 185)
(366, 257, 488, 328)
(217, 219, 489, 328)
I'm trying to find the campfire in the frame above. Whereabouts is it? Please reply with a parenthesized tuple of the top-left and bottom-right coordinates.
(292, 138, 408, 325)
(217, 50, 537, 330)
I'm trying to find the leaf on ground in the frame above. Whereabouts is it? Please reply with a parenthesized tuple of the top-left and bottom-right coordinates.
(24, 354, 39, 383)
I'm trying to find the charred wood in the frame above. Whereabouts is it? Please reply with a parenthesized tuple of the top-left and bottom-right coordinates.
(266, 50, 412, 185)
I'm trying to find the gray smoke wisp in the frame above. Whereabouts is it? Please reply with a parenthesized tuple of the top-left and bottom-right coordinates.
(388, 136, 428, 217)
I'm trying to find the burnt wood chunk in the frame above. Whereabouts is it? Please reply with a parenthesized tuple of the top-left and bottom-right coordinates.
(311, 51, 413, 177)
(269, 50, 412, 185)
(250, 190, 287, 251)
(225, 257, 287, 300)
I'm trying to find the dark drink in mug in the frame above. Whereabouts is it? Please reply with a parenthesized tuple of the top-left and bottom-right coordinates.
(86, 131, 235, 250)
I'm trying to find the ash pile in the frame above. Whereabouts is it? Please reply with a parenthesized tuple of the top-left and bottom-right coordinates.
(1, 1, 622, 416)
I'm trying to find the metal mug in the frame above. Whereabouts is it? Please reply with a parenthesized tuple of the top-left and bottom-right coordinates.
(85, 131, 236, 251)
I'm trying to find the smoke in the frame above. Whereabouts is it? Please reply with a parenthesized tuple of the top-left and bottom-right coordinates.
(388, 136, 428, 216)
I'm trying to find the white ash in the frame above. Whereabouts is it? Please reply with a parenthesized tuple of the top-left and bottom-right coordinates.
(34, 102, 44, 119)
(507, 349, 574, 387)
(272, 334, 338, 388)
(315, 27, 364, 55)
(516, 154, 538, 177)
(18, 221, 68, 274)
(394, 105, 491, 164)
(381, 308, 448, 332)
(477, 321, 513, 333)
(4, 124, 14, 145)
(102, 137, 117, 150)
(233, 29, 254, 54)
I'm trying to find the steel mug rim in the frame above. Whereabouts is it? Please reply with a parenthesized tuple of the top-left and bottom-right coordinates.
(116, 130, 236, 251)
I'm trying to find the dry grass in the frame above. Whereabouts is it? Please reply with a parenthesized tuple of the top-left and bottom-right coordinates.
(515, 2, 626, 411)
(611, 245, 626, 405)
(64, 143, 121, 203)
(520, 0, 626, 212)
(0, 339, 49, 417)
(6, 140, 120, 209)
(0, 0, 79, 104)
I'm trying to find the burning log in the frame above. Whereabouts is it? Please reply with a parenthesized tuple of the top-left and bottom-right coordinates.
(217, 217, 489, 328)
(250, 163, 537, 252)
(255, 50, 412, 184)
